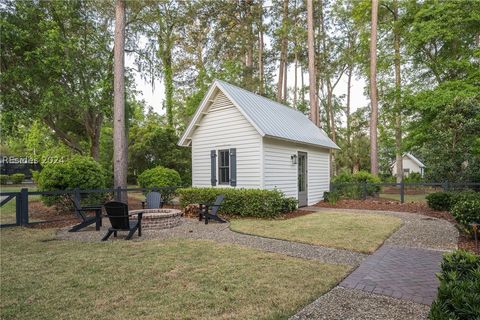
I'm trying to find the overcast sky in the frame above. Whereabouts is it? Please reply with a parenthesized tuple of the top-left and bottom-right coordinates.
(126, 53, 369, 124)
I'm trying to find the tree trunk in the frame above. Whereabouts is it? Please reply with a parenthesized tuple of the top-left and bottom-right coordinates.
(369, 0, 379, 176)
(283, 61, 288, 102)
(161, 46, 174, 128)
(258, 7, 264, 95)
(301, 65, 305, 103)
(88, 113, 103, 160)
(277, 0, 288, 101)
(346, 66, 352, 146)
(327, 82, 336, 143)
(244, 0, 254, 90)
(113, 0, 127, 203)
(306, 0, 319, 126)
(293, 52, 298, 108)
(393, 0, 403, 183)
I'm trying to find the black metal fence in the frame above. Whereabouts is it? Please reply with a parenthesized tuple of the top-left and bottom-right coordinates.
(330, 181, 480, 203)
(0, 187, 177, 228)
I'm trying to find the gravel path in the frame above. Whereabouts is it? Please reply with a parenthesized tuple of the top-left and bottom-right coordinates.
(56, 218, 367, 266)
(291, 287, 430, 320)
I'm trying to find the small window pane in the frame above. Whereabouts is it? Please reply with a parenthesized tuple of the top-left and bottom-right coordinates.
(218, 149, 230, 184)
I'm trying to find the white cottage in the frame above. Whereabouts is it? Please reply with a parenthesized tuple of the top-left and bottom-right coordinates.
(178, 80, 339, 207)
(391, 153, 426, 177)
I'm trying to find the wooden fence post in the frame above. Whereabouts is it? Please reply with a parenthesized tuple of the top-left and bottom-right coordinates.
(15, 193, 21, 226)
(20, 188, 29, 226)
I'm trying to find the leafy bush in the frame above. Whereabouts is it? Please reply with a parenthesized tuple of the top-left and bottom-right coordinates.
(404, 172, 423, 183)
(137, 166, 181, 203)
(426, 192, 453, 211)
(332, 171, 381, 199)
(10, 173, 25, 184)
(282, 197, 298, 212)
(177, 187, 295, 218)
(0, 175, 9, 185)
(430, 250, 480, 319)
(451, 198, 480, 234)
(323, 191, 340, 205)
(36, 156, 107, 209)
(427, 191, 480, 212)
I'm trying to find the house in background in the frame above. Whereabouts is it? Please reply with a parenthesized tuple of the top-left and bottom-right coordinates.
(391, 153, 426, 178)
(178, 80, 339, 207)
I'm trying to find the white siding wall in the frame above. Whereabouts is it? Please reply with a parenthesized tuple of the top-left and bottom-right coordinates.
(191, 91, 262, 188)
(263, 137, 330, 205)
(392, 157, 423, 176)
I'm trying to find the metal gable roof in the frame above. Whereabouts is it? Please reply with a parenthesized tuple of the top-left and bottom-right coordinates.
(215, 80, 339, 149)
(405, 153, 426, 168)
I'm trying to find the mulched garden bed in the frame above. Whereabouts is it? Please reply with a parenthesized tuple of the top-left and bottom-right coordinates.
(315, 198, 455, 223)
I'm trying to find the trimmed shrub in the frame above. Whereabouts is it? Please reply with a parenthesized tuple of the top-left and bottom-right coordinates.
(332, 170, 381, 199)
(137, 166, 181, 203)
(426, 192, 453, 211)
(427, 191, 480, 212)
(0, 175, 9, 185)
(177, 187, 295, 218)
(10, 173, 25, 184)
(451, 198, 480, 234)
(323, 191, 340, 205)
(282, 197, 298, 212)
(430, 250, 480, 319)
(404, 172, 423, 183)
(36, 156, 107, 209)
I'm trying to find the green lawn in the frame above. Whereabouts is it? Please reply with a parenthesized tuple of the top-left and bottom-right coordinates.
(230, 211, 402, 254)
(379, 193, 428, 203)
(0, 185, 41, 225)
(0, 228, 349, 320)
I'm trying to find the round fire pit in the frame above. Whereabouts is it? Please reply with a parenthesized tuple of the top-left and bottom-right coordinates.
(129, 208, 182, 230)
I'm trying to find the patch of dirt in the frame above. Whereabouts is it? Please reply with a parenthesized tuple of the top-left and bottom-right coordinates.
(314, 198, 456, 223)
(279, 209, 312, 219)
(458, 233, 480, 255)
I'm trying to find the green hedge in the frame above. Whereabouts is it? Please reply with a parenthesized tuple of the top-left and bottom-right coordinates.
(0, 175, 9, 185)
(332, 171, 381, 199)
(426, 191, 480, 212)
(177, 187, 297, 218)
(430, 250, 480, 319)
(137, 166, 181, 203)
(426, 192, 453, 211)
(10, 173, 25, 184)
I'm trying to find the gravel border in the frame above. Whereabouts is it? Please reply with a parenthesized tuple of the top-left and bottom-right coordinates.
(56, 218, 367, 266)
(290, 287, 430, 320)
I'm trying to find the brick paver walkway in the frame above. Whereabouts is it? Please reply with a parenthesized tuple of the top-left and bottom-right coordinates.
(340, 245, 444, 305)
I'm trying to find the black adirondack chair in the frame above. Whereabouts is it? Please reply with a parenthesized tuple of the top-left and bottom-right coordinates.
(68, 200, 103, 232)
(142, 191, 163, 209)
(102, 201, 143, 241)
(198, 194, 226, 224)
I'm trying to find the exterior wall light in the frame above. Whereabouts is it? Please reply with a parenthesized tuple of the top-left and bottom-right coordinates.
(291, 154, 297, 165)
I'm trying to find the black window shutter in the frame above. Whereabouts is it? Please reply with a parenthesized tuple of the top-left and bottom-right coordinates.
(211, 150, 217, 186)
(230, 148, 237, 186)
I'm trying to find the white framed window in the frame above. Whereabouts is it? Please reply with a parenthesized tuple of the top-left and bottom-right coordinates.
(218, 149, 230, 184)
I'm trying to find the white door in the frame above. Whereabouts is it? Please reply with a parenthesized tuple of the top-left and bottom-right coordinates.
(297, 152, 308, 207)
